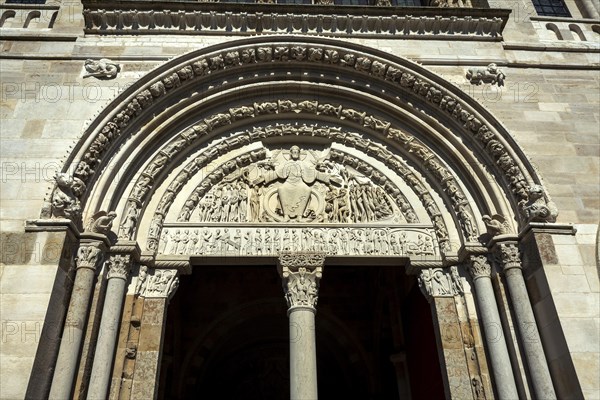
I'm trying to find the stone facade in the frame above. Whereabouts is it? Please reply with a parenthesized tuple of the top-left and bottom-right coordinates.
(1, 0, 598, 398)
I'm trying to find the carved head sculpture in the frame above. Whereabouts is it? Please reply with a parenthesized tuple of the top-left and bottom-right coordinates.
(290, 145, 301, 160)
(528, 184, 545, 200)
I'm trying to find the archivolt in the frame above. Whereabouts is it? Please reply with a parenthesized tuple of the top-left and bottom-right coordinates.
(47, 36, 556, 256)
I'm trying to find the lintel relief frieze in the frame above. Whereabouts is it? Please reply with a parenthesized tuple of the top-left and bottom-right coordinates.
(158, 225, 438, 258)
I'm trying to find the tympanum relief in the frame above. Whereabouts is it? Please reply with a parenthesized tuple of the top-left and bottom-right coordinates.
(189, 145, 403, 225)
(156, 145, 439, 257)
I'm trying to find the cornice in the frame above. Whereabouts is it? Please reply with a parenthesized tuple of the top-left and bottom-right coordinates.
(81, 3, 509, 39)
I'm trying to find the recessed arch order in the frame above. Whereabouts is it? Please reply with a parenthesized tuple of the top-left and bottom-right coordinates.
(50, 35, 558, 260)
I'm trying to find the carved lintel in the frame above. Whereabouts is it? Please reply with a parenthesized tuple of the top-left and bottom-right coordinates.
(418, 266, 464, 301)
(106, 253, 132, 280)
(278, 252, 325, 311)
(139, 268, 179, 299)
(76, 243, 104, 272)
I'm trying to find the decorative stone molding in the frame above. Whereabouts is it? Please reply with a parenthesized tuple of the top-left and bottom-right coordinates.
(75, 244, 103, 271)
(82, 5, 507, 39)
(137, 268, 179, 299)
(83, 59, 120, 80)
(467, 255, 491, 280)
(466, 63, 506, 87)
(106, 254, 132, 280)
(418, 266, 464, 300)
(278, 252, 325, 311)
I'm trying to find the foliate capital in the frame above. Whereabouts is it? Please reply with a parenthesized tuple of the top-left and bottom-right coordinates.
(75, 243, 103, 271)
(278, 252, 325, 311)
(106, 254, 132, 280)
(468, 255, 492, 280)
(498, 242, 521, 271)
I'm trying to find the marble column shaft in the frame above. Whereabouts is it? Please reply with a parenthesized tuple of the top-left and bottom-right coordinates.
(498, 243, 557, 399)
(468, 256, 519, 400)
(49, 242, 104, 400)
(87, 254, 132, 400)
(278, 252, 324, 400)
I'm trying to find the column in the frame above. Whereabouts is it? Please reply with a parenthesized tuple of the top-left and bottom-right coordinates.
(278, 252, 325, 400)
(87, 247, 136, 400)
(496, 242, 557, 399)
(467, 256, 519, 400)
(49, 236, 107, 400)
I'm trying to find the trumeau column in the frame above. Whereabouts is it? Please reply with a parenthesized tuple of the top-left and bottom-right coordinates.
(87, 242, 140, 400)
(49, 234, 109, 400)
(467, 255, 519, 400)
(278, 252, 325, 400)
(494, 241, 557, 400)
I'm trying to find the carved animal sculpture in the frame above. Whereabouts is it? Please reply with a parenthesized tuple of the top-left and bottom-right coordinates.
(83, 58, 120, 79)
(40, 173, 82, 221)
(521, 185, 558, 223)
(466, 63, 506, 87)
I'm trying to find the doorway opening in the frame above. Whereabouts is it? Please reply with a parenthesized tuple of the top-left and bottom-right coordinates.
(158, 264, 444, 399)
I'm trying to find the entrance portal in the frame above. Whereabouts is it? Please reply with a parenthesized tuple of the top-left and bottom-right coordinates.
(158, 264, 444, 399)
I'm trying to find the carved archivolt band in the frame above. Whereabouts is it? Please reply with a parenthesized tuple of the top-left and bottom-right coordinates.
(67, 40, 543, 224)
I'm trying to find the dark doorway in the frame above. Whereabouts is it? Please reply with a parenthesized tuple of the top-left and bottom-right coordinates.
(158, 264, 444, 399)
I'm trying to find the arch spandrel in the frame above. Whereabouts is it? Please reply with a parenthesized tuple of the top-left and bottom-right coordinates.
(43, 36, 561, 262)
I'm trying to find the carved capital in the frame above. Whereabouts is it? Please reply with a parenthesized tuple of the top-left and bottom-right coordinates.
(497, 243, 521, 272)
(106, 254, 132, 280)
(278, 252, 325, 311)
(468, 255, 492, 280)
(418, 266, 464, 301)
(75, 243, 104, 271)
(139, 268, 179, 299)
